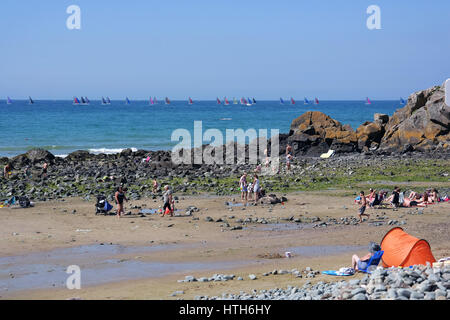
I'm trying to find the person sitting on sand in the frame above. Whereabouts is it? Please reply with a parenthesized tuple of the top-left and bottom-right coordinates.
(430, 188, 440, 203)
(161, 185, 173, 217)
(352, 242, 381, 271)
(357, 191, 370, 223)
(368, 190, 381, 208)
(386, 187, 401, 208)
(115, 186, 128, 219)
(239, 173, 248, 202)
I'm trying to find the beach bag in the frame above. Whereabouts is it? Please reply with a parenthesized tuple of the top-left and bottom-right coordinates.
(18, 196, 31, 208)
(338, 267, 355, 275)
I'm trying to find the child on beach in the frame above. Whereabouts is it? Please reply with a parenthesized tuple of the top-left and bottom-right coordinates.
(239, 173, 248, 202)
(161, 185, 173, 217)
(357, 191, 369, 223)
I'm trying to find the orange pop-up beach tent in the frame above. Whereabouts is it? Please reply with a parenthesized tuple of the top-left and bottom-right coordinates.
(380, 227, 436, 267)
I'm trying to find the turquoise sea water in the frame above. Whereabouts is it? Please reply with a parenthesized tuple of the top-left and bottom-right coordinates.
(0, 100, 402, 157)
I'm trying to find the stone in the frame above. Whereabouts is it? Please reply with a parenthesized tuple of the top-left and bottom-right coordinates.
(248, 274, 257, 280)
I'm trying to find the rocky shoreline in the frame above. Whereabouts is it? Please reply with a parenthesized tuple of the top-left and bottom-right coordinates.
(196, 264, 450, 300)
(1, 83, 449, 202)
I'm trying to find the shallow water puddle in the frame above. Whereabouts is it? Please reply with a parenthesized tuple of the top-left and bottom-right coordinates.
(0, 243, 246, 293)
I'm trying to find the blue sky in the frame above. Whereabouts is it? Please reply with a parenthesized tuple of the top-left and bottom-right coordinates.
(0, 0, 449, 100)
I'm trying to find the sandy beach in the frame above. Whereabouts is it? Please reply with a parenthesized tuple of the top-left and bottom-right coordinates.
(1, 189, 449, 300)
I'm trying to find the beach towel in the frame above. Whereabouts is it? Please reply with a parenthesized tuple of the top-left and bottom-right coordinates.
(322, 267, 355, 276)
(320, 149, 335, 159)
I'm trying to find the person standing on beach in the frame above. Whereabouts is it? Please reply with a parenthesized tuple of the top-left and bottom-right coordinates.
(286, 144, 293, 171)
(161, 185, 173, 217)
(42, 162, 48, 178)
(239, 173, 248, 203)
(3, 163, 12, 179)
(357, 191, 370, 223)
(115, 186, 128, 219)
(253, 174, 261, 202)
(152, 179, 159, 194)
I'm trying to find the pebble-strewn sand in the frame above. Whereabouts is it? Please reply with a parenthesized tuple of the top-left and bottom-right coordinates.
(1, 191, 449, 300)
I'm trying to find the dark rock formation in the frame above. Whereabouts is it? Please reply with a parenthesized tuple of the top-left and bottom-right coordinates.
(287, 111, 358, 156)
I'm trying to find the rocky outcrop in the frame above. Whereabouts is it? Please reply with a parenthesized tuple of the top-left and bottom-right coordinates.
(287, 111, 358, 156)
(380, 84, 450, 152)
(356, 114, 388, 152)
(10, 148, 55, 168)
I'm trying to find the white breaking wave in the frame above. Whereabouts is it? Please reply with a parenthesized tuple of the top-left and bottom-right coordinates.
(88, 147, 138, 155)
(55, 154, 68, 158)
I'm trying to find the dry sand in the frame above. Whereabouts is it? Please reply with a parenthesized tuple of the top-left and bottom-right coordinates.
(1, 191, 449, 300)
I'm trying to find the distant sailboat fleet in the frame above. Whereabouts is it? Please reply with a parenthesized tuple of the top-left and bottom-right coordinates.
(3, 96, 408, 106)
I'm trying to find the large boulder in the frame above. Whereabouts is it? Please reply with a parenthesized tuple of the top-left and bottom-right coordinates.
(380, 83, 450, 152)
(11, 148, 55, 167)
(356, 120, 386, 151)
(287, 111, 358, 156)
(66, 150, 91, 162)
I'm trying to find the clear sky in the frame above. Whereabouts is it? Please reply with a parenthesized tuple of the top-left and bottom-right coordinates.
(1, 0, 449, 100)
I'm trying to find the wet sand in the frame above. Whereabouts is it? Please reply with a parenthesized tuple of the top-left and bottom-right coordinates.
(1, 191, 449, 300)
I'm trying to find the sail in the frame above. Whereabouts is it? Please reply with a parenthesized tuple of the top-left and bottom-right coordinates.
(304, 97, 309, 104)
(247, 98, 252, 105)
(233, 97, 238, 104)
(188, 97, 193, 104)
(366, 97, 371, 104)
(280, 98, 284, 105)
(291, 97, 295, 105)
(106, 97, 110, 104)
(29, 96, 34, 104)
(217, 97, 221, 104)
(315, 97, 319, 104)
(125, 97, 130, 104)
(165, 97, 170, 104)
(154, 97, 157, 104)
(400, 97, 405, 104)
(252, 98, 256, 104)
(81, 97, 86, 104)
(85, 97, 90, 104)
(102, 97, 107, 104)
(73, 97, 80, 105)
(224, 97, 229, 105)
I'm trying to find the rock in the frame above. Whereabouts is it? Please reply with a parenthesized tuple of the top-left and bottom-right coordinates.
(248, 274, 257, 280)
(380, 83, 450, 152)
(352, 293, 367, 300)
(287, 111, 358, 156)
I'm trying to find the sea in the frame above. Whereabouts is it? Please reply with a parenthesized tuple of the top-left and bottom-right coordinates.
(0, 100, 402, 158)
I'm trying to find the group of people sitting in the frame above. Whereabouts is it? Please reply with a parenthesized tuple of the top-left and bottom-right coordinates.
(359, 187, 447, 209)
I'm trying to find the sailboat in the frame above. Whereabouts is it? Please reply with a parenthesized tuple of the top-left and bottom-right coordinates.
(291, 97, 295, 105)
(279, 98, 284, 105)
(125, 97, 130, 105)
(314, 97, 319, 105)
(6, 97, 12, 105)
(365, 97, 372, 105)
(240, 97, 246, 105)
(106, 97, 111, 104)
(80, 97, 87, 105)
(246, 98, 253, 106)
(165, 97, 171, 105)
(400, 97, 406, 105)
(85, 97, 90, 105)
(154, 97, 158, 104)
(28, 96, 34, 105)
(216, 97, 221, 105)
(233, 97, 238, 104)
(224, 97, 229, 105)
(73, 97, 80, 105)
(101, 97, 108, 105)
(252, 98, 256, 104)
(188, 97, 193, 105)
(304, 97, 309, 105)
